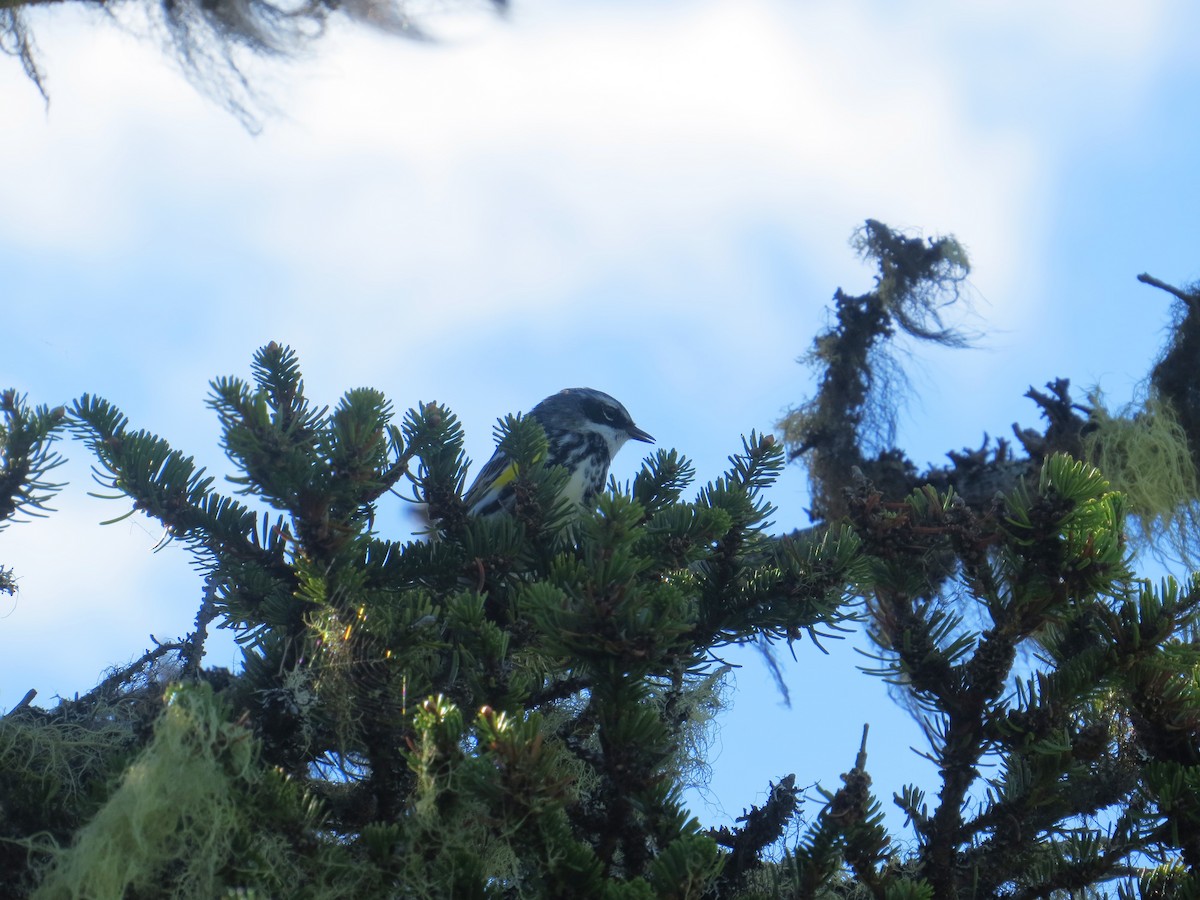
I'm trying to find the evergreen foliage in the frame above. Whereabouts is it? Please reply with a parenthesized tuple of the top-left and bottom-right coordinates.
(3, 224, 1200, 897)
(6, 342, 860, 896)
(771, 222, 1200, 896)
(0, 390, 66, 594)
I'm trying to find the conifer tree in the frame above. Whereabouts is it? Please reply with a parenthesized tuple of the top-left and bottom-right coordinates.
(3, 222, 1200, 898)
(767, 221, 1200, 897)
(5, 342, 860, 896)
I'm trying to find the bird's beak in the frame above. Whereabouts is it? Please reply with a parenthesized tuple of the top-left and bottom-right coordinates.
(627, 424, 655, 444)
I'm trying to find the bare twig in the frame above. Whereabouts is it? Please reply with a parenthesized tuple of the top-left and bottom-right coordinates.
(1138, 273, 1200, 310)
(77, 640, 186, 706)
(3, 688, 36, 717)
(182, 576, 221, 677)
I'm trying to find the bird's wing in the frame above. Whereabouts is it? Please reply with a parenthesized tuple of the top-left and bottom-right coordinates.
(463, 442, 549, 516)
(463, 450, 520, 514)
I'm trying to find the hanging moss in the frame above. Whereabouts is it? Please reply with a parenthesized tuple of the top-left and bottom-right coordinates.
(778, 220, 971, 524)
(1148, 280, 1200, 472)
(31, 682, 375, 900)
(1083, 391, 1200, 564)
(33, 683, 256, 898)
(0, 704, 143, 896)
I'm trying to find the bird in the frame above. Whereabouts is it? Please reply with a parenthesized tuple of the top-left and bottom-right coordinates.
(463, 388, 654, 518)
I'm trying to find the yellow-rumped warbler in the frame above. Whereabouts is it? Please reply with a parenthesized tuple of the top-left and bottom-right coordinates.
(464, 388, 654, 518)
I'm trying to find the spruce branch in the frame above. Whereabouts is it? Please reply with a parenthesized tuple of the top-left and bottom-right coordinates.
(0, 390, 67, 528)
(709, 773, 801, 892)
(69, 393, 291, 579)
(0, 390, 68, 592)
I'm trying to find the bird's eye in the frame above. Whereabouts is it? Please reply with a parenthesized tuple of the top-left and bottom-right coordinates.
(583, 397, 623, 427)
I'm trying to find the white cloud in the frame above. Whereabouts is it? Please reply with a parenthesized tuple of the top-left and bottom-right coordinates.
(1, 0, 1048, 334)
(244, 0, 1044, 310)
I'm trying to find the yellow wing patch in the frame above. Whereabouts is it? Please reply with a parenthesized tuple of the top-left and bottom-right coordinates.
(490, 461, 521, 490)
(490, 448, 547, 491)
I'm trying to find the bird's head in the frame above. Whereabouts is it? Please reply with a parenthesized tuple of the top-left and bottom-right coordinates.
(531, 388, 654, 456)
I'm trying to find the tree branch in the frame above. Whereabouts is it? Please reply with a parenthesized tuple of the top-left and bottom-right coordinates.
(1138, 272, 1200, 309)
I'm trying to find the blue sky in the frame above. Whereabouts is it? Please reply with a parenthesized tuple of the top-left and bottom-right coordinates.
(3, 0, 1199, 836)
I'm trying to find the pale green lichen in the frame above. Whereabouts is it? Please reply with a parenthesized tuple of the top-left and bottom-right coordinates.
(31, 682, 367, 900)
(34, 683, 258, 899)
(1084, 391, 1200, 565)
